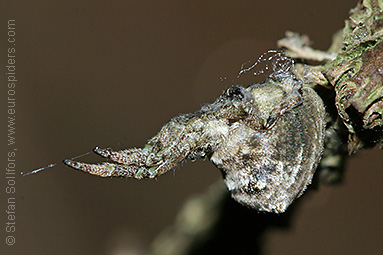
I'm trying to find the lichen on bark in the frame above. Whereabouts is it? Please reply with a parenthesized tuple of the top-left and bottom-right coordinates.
(280, 0, 383, 153)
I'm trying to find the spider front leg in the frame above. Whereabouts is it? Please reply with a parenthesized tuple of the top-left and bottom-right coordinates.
(64, 114, 207, 179)
(64, 146, 154, 179)
(63, 159, 145, 178)
(64, 86, 255, 180)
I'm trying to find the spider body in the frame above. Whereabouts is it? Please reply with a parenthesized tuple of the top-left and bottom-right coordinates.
(65, 74, 325, 213)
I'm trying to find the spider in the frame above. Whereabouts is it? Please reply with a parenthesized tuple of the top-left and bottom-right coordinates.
(64, 52, 326, 213)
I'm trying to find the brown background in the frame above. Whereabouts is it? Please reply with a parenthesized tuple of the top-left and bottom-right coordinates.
(1, 0, 382, 254)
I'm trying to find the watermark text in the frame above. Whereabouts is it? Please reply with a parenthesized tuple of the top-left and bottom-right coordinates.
(5, 19, 17, 246)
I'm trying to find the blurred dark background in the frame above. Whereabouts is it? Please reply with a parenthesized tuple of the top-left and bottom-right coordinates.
(1, 0, 382, 254)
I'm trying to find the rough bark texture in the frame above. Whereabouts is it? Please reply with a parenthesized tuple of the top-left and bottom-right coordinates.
(281, 0, 383, 153)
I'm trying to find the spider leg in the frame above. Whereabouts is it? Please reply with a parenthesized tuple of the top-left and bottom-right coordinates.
(64, 160, 131, 177)
(266, 89, 303, 128)
(64, 115, 200, 179)
(63, 159, 154, 179)
(93, 146, 148, 165)
(63, 92, 250, 180)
